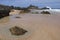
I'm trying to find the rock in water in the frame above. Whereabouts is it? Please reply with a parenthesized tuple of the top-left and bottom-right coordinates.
(41, 11, 50, 14)
(9, 26, 27, 36)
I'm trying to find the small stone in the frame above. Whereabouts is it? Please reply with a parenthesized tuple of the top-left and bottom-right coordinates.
(9, 26, 27, 36)
(15, 16, 21, 18)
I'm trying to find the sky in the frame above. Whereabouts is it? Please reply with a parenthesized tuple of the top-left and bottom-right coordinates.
(0, 0, 60, 8)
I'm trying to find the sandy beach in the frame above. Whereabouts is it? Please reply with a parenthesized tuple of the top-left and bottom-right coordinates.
(0, 10, 60, 40)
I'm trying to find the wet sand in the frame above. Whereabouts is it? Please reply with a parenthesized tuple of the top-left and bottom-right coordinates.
(0, 12, 60, 40)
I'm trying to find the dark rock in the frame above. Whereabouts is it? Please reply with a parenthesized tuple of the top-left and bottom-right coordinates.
(0, 9, 10, 19)
(41, 11, 50, 14)
(9, 26, 27, 36)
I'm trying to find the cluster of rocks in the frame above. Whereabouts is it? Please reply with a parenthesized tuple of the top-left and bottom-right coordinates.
(41, 11, 51, 14)
(9, 26, 27, 36)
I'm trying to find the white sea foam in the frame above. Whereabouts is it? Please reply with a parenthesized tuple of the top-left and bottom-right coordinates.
(30, 9, 60, 14)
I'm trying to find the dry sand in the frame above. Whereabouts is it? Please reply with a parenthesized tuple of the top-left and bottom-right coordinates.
(0, 11, 60, 40)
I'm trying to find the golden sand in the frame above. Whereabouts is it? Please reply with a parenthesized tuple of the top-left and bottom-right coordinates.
(0, 12, 60, 40)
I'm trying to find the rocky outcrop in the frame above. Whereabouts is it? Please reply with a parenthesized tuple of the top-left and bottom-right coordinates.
(27, 5, 38, 9)
(0, 9, 10, 18)
(41, 6, 51, 10)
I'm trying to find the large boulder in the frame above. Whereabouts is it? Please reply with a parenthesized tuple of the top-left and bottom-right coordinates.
(0, 9, 10, 18)
(9, 26, 27, 36)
